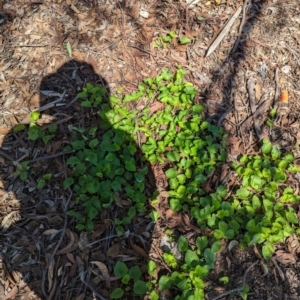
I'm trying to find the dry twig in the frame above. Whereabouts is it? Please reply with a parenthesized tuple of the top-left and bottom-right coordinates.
(271, 257, 285, 281)
(28, 150, 75, 164)
(206, 6, 242, 57)
(211, 260, 259, 300)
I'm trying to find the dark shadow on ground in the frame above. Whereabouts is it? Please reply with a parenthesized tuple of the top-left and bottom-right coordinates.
(201, 0, 289, 133)
(0, 59, 156, 299)
(195, 1, 297, 299)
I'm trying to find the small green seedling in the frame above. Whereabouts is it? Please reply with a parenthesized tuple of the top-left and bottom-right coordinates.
(219, 276, 229, 284)
(25, 111, 57, 144)
(154, 31, 176, 48)
(110, 261, 148, 299)
(37, 173, 52, 189)
(239, 284, 249, 300)
(66, 40, 72, 57)
(269, 108, 277, 118)
(179, 36, 192, 45)
(14, 161, 29, 180)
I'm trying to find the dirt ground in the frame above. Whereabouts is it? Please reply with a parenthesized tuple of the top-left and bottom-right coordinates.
(1, 0, 300, 299)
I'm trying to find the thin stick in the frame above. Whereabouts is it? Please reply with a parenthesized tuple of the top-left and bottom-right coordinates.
(0, 149, 16, 163)
(271, 257, 285, 281)
(28, 150, 75, 164)
(128, 44, 154, 57)
(212, 260, 259, 300)
(206, 6, 242, 57)
(36, 90, 67, 112)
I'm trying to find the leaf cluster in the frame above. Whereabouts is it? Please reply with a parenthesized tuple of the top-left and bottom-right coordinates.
(14, 111, 57, 144)
(110, 262, 149, 299)
(65, 69, 300, 299)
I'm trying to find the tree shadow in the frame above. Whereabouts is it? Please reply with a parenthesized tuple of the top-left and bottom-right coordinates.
(201, 0, 288, 150)
(0, 59, 156, 299)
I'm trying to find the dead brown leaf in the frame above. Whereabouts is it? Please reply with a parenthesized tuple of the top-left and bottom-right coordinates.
(255, 82, 261, 100)
(56, 229, 75, 255)
(0, 126, 11, 135)
(286, 234, 300, 255)
(182, 213, 201, 233)
(71, 3, 80, 14)
(165, 209, 182, 229)
(170, 50, 187, 64)
(124, 72, 136, 82)
(29, 92, 41, 108)
(135, 57, 146, 69)
(43, 229, 60, 236)
(75, 293, 86, 300)
(253, 244, 263, 259)
(274, 250, 296, 264)
(47, 258, 55, 292)
(66, 252, 76, 264)
(175, 45, 188, 52)
(73, 51, 86, 61)
(140, 23, 154, 45)
(0, 282, 4, 300)
(130, 237, 148, 259)
(90, 220, 112, 239)
(149, 101, 164, 115)
(114, 192, 124, 208)
(90, 261, 110, 288)
(226, 135, 243, 156)
(128, 2, 139, 19)
(107, 243, 120, 258)
(151, 164, 168, 191)
(1, 211, 21, 230)
(86, 54, 97, 71)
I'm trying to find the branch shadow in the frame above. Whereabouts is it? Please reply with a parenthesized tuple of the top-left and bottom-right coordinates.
(201, 1, 290, 138)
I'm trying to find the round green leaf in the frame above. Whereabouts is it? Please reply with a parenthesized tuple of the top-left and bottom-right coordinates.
(177, 174, 186, 184)
(63, 177, 74, 190)
(178, 235, 188, 252)
(236, 188, 250, 199)
(129, 266, 142, 281)
(214, 229, 225, 240)
(169, 178, 179, 190)
(134, 280, 148, 295)
(261, 139, 272, 155)
(110, 288, 124, 299)
(165, 168, 178, 179)
(158, 275, 173, 291)
(114, 261, 128, 278)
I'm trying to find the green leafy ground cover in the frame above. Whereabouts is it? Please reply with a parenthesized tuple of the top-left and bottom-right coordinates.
(18, 69, 300, 299)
